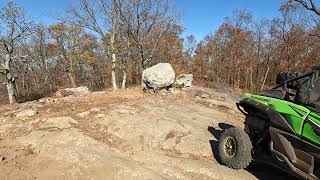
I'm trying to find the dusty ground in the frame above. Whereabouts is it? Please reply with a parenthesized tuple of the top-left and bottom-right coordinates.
(0, 86, 296, 180)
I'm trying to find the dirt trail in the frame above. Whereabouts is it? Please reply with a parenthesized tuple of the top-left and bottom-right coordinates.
(0, 87, 295, 180)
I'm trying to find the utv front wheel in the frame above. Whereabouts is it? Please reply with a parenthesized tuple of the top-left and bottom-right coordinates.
(218, 127, 252, 169)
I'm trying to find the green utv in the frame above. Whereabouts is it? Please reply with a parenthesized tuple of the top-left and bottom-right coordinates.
(218, 70, 320, 179)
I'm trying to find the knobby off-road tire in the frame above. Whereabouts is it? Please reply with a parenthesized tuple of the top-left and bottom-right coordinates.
(218, 127, 253, 169)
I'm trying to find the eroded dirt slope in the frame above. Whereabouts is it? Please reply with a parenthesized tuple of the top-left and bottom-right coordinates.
(0, 87, 294, 180)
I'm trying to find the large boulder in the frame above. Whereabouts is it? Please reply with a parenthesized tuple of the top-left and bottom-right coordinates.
(175, 74, 193, 88)
(55, 86, 90, 97)
(142, 63, 175, 91)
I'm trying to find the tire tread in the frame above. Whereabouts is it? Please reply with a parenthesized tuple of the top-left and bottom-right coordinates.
(218, 127, 252, 169)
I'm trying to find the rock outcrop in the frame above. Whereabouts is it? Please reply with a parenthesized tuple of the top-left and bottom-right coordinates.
(55, 86, 90, 97)
(175, 74, 193, 88)
(15, 109, 37, 117)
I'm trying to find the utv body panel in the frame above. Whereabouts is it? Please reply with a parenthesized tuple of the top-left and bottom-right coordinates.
(239, 93, 320, 145)
(269, 127, 318, 179)
(218, 72, 320, 179)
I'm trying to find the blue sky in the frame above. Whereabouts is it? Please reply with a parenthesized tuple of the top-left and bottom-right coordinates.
(174, 0, 286, 41)
(1, 0, 286, 41)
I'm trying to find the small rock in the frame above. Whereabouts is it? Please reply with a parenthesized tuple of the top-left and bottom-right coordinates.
(160, 89, 168, 95)
(91, 91, 107, 95)
(46, 108, 52, 113)
(38, 99, 46, 104)
(16, 109, 37, 117)
(182, 87, 191, 91)
(90, 108, 101, 113)
(38, 98, 58, 104)
(200, 94, 209, 99)
(145, 88, 156, 94)
(175, 74, 193, 88)
(39, 116, 78, 129)
(62, 96, 73, 101)
(95, 114, 106, 118)
(170, 89, 182, 95)
(55, 86, 90, 97)
(118, 109, 130, 114)
(77, 111, 90, 118)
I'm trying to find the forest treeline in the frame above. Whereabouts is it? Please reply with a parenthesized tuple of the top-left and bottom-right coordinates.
(0, 0, 319, 104)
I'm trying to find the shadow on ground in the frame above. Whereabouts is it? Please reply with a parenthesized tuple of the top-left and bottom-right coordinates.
(208, 123, 233, 161)
(208, 123, 299, 180)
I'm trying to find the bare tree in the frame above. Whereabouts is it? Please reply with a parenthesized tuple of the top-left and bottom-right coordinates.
(0, 2, 33, 104)
(63, 0, 120, 90)
(121, 28, 131, 89)
(252, 19, 269, 89)
(0, 0, 185, 104)
(293, 0, 320, 15)
(49, 23, 85, 88)
(183, 35, 196, 67)
(115, 0, 179, 70)
(34, 24, 49, 85)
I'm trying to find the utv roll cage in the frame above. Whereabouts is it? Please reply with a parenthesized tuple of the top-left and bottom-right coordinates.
(273, 72, 312, 91)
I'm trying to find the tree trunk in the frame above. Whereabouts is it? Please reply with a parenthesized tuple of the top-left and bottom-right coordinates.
(67, 72, 77, 88)
(140, 59, 146, 85)
(250, 61, 253, 89)
(122, 69, 127, 89)
(5, 69, 17, 104)
(4, 54, 17, 104)
(245, 69, 248, 89)
(132, 60, 137, 84)
(44, 59, 49, 85)
(110, 30, 118, 91)
(237, 67, 240, 88)
(111, 53, 118, 90)
(64, 55, 77, 88)
(139, 46, 147, 71)
(22, 73, 26, 90)
(141, 59, 146, 72)
(122, 32, 130, 89)
(6, 78, 17, 104)
(122, 56, 128, 89)
(261, 67, 270, 91)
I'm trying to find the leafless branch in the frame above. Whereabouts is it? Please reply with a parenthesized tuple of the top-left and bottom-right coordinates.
(293, 0, 320, 15)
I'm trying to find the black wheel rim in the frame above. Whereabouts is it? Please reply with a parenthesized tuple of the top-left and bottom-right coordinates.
(223, 136, 236, 157)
